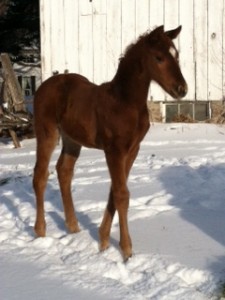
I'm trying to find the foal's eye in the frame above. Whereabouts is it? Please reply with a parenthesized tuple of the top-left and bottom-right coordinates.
(155, 56, 164, 64)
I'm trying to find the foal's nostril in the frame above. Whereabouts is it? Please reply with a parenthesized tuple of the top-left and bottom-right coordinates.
(177, 84, 188, 97)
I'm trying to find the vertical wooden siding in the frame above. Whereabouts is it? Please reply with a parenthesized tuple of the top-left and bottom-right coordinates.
(40, 0, 225, 101)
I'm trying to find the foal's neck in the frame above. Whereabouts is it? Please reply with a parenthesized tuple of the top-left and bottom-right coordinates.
(112, 55, 151, 108)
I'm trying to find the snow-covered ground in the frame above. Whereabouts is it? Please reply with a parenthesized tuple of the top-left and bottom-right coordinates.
(1, 123, 225, 300)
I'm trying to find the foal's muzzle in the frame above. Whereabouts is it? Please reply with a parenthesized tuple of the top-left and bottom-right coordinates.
(171, 82, 188, 99)
(177, 83, 188, 98)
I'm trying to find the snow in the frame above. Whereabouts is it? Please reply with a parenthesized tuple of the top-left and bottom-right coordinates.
(1, 123, 225, 299)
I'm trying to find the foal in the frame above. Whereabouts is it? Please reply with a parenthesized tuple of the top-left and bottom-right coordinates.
(33, 25, 187, 260)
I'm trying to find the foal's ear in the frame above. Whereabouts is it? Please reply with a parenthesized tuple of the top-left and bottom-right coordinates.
(148, 25, 164, 43)
(165, 25, 182, 40)
(152, 25, 164, 36)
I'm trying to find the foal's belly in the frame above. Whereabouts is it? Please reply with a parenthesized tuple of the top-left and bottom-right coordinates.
(61, 119, 101, 149)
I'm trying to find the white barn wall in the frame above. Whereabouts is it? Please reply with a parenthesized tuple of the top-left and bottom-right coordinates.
(164, 0, 179, 101)
(40, 0, 225, 102)
(64, 0, 79, 72)
(179, 0, 195, 101)
(79, 0, 93, 81)
(92, 0, 107, 84)
(148, 0, 165, 101)
(208, 0, 223, 101)
(194, 0, 208, 101)
(106, 0, 122, 81)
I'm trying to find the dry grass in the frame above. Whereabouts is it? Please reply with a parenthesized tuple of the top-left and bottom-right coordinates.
(172, 113, 195, 123)
(147, 101, 163, 122)
(208, 101, 225, 124)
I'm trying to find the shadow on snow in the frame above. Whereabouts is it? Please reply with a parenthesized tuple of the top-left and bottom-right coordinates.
(158, 163, 225, 273)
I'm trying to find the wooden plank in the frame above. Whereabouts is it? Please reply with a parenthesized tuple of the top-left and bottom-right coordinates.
(179, 0, 195, 101)
(78, 0, 93, 81)
(121, 0, 136, 52)
(194, 0, 208, 101)
(208, 0, 223, 100)
(164, 0, 179, 101)
(2, 79, 12, 110)
(50, 0, 65, 74)
(9, 129, 21, 148)
(1, 54, 26, 112)
(93, 0, 107, 84)
(149, 0, 165, 101)
(79, 0, 92, 15)
(164, 0, 179, 31)
(136, 0, 149, 38)
(40, 0, 52, 81)
(149, 0, 163, 28)
(135, 0, 150, 100)
(64, 0, 79, 73)
(106, 0, 122, 80)
(93, 0, 106, 14)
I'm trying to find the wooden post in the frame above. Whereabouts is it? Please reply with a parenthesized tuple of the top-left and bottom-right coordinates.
(0, 53, 26, 112)
(8, 129, 21, 148)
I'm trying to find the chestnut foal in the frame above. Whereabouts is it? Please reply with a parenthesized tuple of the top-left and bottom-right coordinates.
(33, 26, 187, 260)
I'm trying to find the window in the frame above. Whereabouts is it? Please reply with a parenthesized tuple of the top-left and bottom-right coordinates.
(164, 102, 210, 122)
(18, 76, 36, 97)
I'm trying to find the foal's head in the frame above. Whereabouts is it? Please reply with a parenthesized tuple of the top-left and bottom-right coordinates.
(145, 25, 187, 99)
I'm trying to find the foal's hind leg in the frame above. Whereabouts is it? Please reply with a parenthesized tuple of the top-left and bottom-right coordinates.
(33, 129, 59, 237)
(56, 138, 81, 233)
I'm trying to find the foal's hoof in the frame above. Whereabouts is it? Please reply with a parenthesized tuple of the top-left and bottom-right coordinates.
(123, 252, 132, 262)
(120, 244, 132, 262)
(99, 240, 110, 252)
(34, 225, 46, 238)
(66, 222, 80, 234)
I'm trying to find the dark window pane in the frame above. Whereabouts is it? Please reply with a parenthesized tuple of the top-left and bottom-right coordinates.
(166, 104, 178, 122)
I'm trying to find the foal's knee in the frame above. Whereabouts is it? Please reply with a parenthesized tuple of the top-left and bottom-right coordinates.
(113, 187, 130, 210)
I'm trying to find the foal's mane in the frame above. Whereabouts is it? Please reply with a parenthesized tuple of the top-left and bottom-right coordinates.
(112, 30, 154, 92)
(119, 30, 151, 63)
(111, 27, 169, 100)
(119, 27, 167, 66)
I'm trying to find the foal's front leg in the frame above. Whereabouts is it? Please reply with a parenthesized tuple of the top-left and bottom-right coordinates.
(99, 188, 115, 251)
(101, 152, 132, 260)
(99, 145, 140, 259)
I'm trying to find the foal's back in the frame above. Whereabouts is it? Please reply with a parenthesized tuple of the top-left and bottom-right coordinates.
(34, 73, 96, 123)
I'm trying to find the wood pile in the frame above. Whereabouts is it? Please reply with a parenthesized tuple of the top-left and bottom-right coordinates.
(0, 53, 33, 147)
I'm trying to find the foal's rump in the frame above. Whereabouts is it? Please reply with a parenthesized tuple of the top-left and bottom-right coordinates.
(33, 73, 99, 147)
